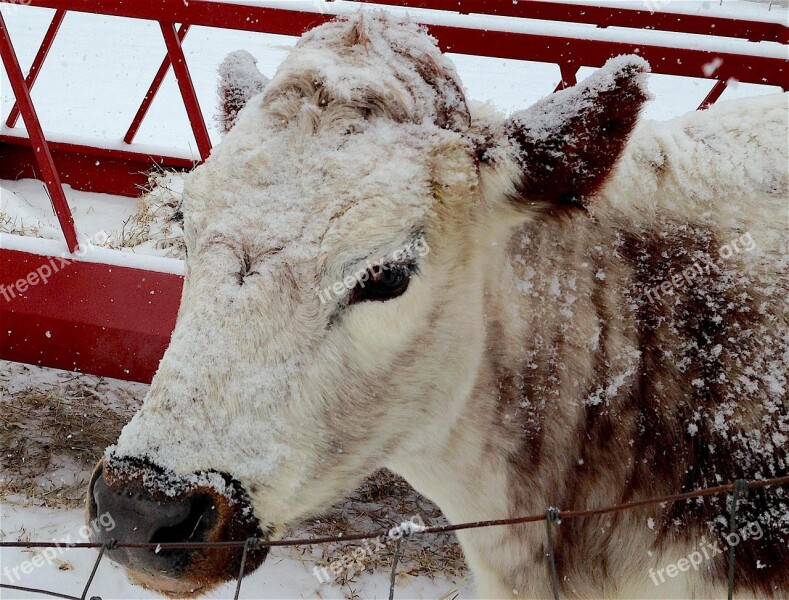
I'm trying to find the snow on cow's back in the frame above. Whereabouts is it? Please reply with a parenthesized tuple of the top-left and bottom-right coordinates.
(601, 92, 788, 257)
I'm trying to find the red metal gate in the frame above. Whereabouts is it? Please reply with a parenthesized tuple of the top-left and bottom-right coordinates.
(1, 0, 787, 382)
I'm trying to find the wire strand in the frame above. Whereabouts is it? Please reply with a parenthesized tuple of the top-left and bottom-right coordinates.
(2, 475, 785, 551)
(0, 475, 786, 600)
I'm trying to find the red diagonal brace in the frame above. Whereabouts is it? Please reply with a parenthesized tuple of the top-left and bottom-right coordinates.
(124, 23, 191, 145)
(554, 62, 578, 92)
(160, 21, 211, 161)
(5, 9, 66, 128)
(0, 11, 79, 253)
(698, 79, 728, 110)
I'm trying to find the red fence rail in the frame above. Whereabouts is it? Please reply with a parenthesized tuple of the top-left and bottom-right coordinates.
(4, 8, 65, 128)
(358, 0, 789, 43)
(0, 9, 78, 251)
(1, 0, 787, 381)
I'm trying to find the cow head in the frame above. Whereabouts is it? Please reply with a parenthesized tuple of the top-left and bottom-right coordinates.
(87, 13, 649, 595)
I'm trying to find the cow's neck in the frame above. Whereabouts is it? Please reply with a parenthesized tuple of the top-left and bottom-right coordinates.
(391, 213, 610, 507)
(389, 212, 687, 597)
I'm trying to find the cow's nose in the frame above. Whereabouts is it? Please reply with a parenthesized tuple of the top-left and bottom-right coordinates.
(88, 463, 219, 578)
(92, 467, 216, 545)
(86, 458, 267, 591)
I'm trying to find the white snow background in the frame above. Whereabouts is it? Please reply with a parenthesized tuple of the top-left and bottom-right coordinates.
(0, 1, 786, 598)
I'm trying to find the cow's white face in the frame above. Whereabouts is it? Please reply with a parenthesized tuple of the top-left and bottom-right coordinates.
(87, 14, 649, 595)
(123, 114, 486, 516)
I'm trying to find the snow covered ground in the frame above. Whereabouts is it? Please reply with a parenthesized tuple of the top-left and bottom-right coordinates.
(1, 508, 470, 599)
(0, 504, 468, 600)
(1, 1, 786, 598)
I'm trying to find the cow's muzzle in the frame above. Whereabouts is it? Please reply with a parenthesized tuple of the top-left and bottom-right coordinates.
(87, 456, 267, 596)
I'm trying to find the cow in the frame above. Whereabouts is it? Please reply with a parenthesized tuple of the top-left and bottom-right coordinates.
(87, 13, 788, 599)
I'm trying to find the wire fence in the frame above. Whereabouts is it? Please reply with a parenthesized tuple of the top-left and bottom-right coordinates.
(1, 475, 787, 600)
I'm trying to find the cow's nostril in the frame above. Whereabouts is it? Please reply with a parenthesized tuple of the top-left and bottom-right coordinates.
(150, 494, 216, 544)
(88, 467, 223, 581)
(90, 469, 218, 547)
(91, 468, 191, 545)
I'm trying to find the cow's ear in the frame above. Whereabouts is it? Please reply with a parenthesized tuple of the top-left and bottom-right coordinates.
(481, 56, 650, 212)
(217, 50, 269, 135)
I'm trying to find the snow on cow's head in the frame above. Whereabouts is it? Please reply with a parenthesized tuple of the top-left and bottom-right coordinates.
(88, 12, 649, 594)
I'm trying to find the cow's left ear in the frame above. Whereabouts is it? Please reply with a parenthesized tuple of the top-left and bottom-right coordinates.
(481, 56, 650, 211)
(217, 50, 270, 135)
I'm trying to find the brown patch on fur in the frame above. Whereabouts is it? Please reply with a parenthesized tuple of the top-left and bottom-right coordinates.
(486, 210, 787, 596)
(621, 226, 789, 596)
(485, 318, 546, 474)
(649, 146, 668, 176)
(594, 223, 787, 596)
(408, 52, 470, 132)
(344, 15, 371, 48)
(220, 85, 247, 135)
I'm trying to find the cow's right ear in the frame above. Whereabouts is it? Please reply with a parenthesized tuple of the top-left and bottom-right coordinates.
(479, 55, 650, 214)
(217, 50, 269, 135)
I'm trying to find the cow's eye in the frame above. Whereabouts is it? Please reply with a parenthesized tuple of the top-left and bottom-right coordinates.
(349, 264, 413, 304)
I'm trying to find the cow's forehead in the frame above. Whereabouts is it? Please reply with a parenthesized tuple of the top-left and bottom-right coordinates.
(183, 14, 473, 263)
(184, 120, 443, 264)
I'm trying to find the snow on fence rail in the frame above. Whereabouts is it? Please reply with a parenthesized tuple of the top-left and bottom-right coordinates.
(355, 0, 789, 42)
(0, 0, 787, 384)
(1, 475, 788, 600)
